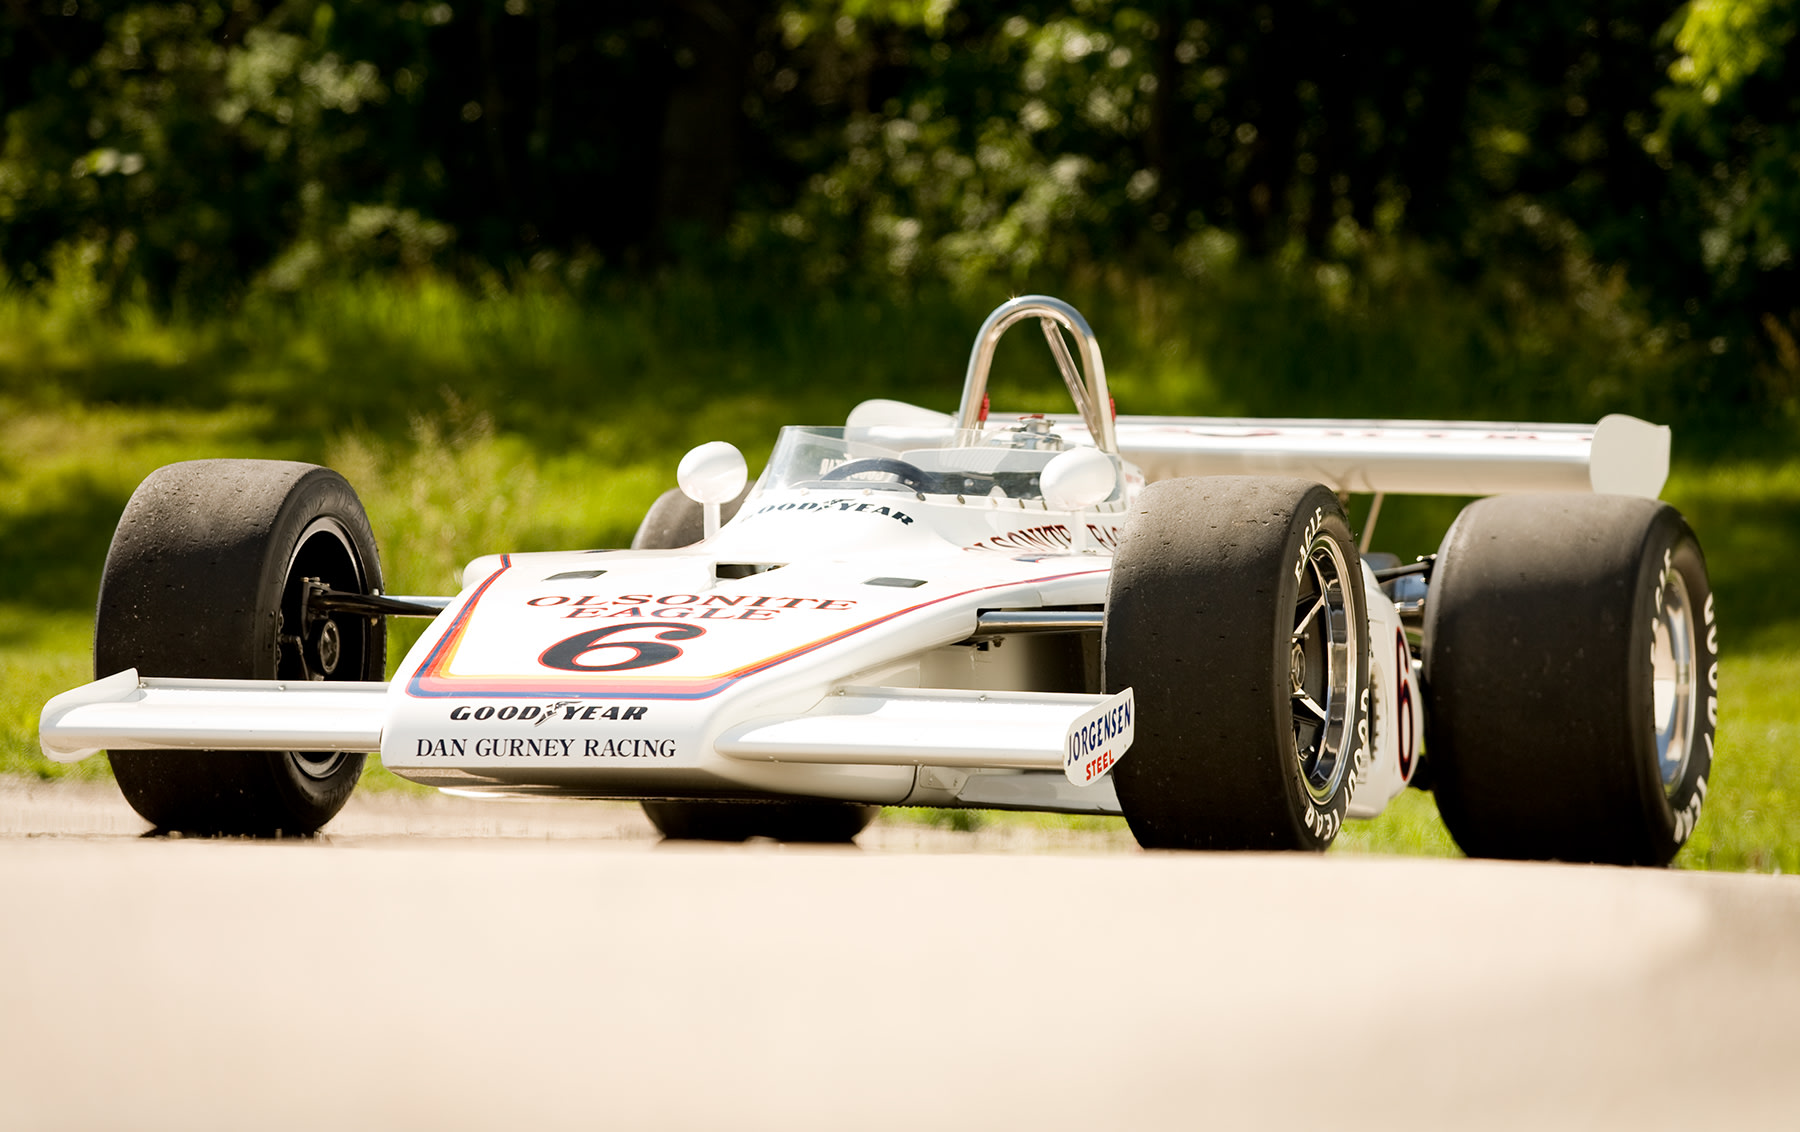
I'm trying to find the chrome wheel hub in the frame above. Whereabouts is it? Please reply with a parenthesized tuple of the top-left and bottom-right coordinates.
(1291, 533, 1356, 805)
(1650, 566, 1698, 797)
(279, 517, 369, 783)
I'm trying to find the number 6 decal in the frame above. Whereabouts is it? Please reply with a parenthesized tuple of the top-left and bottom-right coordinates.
(540, 622, 705, 672)
(1394, 629, 1416, 781)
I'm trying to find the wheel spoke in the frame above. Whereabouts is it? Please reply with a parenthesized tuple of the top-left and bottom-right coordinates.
(1292, 594, 1325, 642)
(1293, 688, 1329, 724)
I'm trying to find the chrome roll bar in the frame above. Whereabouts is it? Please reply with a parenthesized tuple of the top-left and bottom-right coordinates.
(955, 296, 1117, 454)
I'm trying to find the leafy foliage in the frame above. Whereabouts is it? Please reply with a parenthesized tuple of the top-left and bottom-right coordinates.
(1, 0, 1796, 410)
(1659, 0, 1800, 402)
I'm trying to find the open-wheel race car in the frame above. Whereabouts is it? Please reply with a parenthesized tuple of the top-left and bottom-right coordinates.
(40, 296, 1716, 863)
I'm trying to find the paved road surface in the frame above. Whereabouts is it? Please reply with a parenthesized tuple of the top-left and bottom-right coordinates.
(3, 778, 1797, 1130)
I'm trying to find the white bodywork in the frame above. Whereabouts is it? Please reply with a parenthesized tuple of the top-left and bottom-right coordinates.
(39, 294, 1669, 824)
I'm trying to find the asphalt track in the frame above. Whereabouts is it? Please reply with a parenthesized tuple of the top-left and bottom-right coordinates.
(3, 778, 1798, 1131)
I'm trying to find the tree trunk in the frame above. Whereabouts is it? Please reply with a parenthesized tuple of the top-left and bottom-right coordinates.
(657, 0, 764, 247)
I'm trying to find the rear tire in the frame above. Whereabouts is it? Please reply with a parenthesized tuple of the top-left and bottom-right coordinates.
(1106, 477, 1370, 850)
(96, 460, 385, 835)
(1423, 494, 1715, 865)
(630, 485, 751, 549)
(631, 485, 874, 843)
(641, 800, 879, 843)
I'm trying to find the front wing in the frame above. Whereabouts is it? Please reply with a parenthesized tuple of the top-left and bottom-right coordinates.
(40, 670, 1134, 789)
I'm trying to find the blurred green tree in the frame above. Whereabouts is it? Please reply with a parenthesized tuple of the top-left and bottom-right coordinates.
(1657, 0, 1800, 403)
(0, 0, 1791, 411)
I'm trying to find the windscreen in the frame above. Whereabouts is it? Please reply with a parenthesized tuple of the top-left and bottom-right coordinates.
(756, 423, 1122, 504)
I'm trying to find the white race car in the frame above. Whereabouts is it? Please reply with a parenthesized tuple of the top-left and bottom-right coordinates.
(40, 296, 1716, 863)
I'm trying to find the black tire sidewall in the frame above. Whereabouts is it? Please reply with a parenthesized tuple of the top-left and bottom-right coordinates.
(255, 469, 386, 820)
(1626, 514, 1716, 859)
(1270, 496, 1369, 849)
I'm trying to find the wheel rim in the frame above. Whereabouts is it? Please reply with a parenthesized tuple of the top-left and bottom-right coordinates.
(279, 517, 371, 781)
(1291, 533, 1355, 805)
(1650, 566, 1698, 797)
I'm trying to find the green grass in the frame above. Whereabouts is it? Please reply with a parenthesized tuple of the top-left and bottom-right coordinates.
(2, 269, 1794, 865)
(0, 607, 102, 782)
(1336, 648, 1800, 871)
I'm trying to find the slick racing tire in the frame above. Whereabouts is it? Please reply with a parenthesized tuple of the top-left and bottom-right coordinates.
(1106, 477, 1370, 851)
(631, 486, 876, 844)
(630, 484, 752, 549)
(95, 460, 386, 836)
(1423, 494, 1716, 866)
(641, 799, 879, 843)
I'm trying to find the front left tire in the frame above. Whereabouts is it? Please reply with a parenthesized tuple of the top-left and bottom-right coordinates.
(1106, 477, 1370, 850)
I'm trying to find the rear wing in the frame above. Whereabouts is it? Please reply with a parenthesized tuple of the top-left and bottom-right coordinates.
(1074, 412, 1665, 498)
(847, 401, 1669, 499)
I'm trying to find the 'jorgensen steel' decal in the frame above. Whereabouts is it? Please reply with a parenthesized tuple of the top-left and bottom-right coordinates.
(1065, 689, 1134, 785)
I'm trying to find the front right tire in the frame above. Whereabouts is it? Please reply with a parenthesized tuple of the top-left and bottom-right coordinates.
(96, 459, 386, 835)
